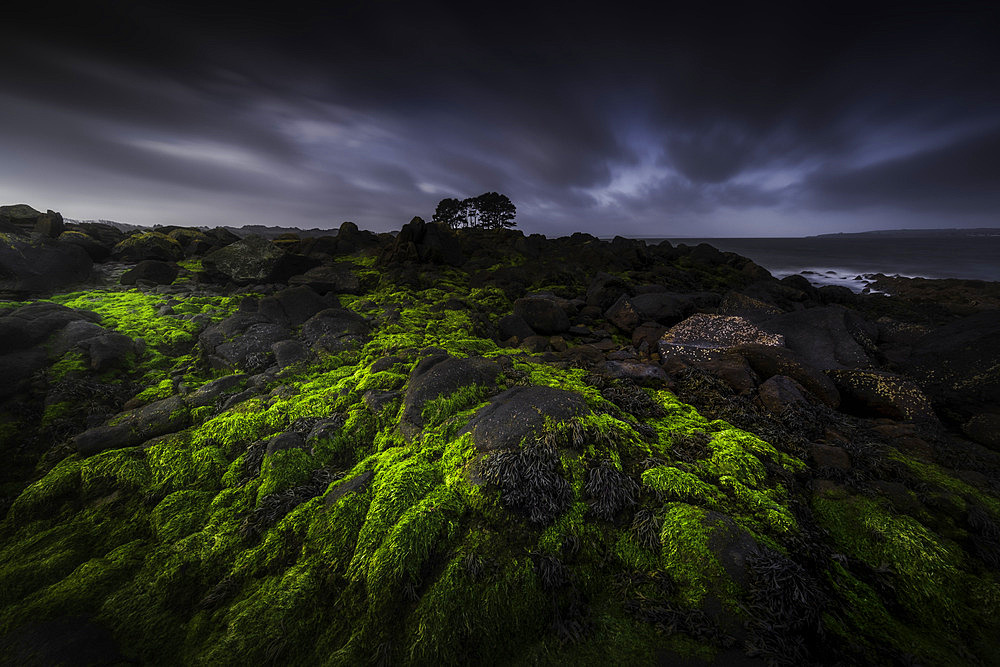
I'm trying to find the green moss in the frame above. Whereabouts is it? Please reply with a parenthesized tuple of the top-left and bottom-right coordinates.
(659, 503, 728, 607)
(49, 349, 87, 380)
(643, 465, 721, 506)
(812, 489, 967, 626)
(256, 449, 317, 502)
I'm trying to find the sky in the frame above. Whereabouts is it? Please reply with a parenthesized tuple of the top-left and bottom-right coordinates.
(1, 1, 999, 237)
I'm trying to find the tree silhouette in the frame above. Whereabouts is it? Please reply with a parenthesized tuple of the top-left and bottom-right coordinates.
(432, 192, 516, 229)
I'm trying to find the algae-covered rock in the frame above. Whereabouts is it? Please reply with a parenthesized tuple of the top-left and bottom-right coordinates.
(400, 354, 501, 437)
(112, 231, 183, 262)
(463, 385, 590, 451)
(73, 395, 189, 455)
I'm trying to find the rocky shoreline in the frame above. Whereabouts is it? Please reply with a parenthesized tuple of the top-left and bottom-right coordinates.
(1, 204, 999, 665)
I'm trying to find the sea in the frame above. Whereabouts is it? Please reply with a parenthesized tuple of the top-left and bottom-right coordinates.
(638, 235, 1000, 293)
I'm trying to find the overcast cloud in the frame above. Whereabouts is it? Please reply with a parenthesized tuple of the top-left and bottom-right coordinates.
(1, 1, 998, 236)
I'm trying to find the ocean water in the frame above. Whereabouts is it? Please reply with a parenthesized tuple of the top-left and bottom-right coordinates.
(640, 235, 1000, 292)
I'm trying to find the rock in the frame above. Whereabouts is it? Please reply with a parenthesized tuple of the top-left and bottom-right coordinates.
(202, 235, 285, 284)
(265, 431, 306, 457)
(300, 308, 370, 351)
(600, 361, 670, 386)
(258, 286, 328, 327)
(400, 355, 502, 437)
(717, 291, 783, 322)
(520, 335, 550, 353)
(0, 235, 93, 296)
(363, 390, 400, 413)
(120, 260, 179, 286)
(760, 306, 874, 370)
(33, 210, 64, 238)
(83, 331, 136, 372)
(658, 313, 784, 363)
(629, 292, 697, 325)
(213, 323, 292, 372)
(632, 322, 667, 356)
(757, 375, 810, 413)
(735, 344, 840, 408)
(57, 230, 112, 261)
(0, 204, 44, 234)
(0, 348, 48, 399)
(498, 314, 536, 341)
(586, 272, 632, 310)
(463, 385, 590, 451)
(810, 443, 852, 470)
(962, 413, 1000, 450)
(902, 310, 1000, 423)
(112, 232, 184, 262)
(604, 295, 641, 332)
(272, 339, 311, 368)
(166, 228, 214, 256)
(288, 265, 361, 294)
(73, 396, 189, 455)
(187, 374, 248, 407)
(828, 369, 937, 422)
(698, 353, 758, 395)
(0, 302, 100, 350)
(514, 296, 570, 335)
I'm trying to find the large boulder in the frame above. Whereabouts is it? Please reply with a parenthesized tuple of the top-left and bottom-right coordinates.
(900, 310, 1000, 423)
(828, 369, 937, 422)
(0, 236, 93, 296)
(400, 354, 502, 437)
(73, 395, 190, 455)
(0, 302, 101, 351)
(288, 265, 361, 294)
(211, 323, 292, 372)
(735, 343, 840, 408)
(112, 232, 184, 262)
(120, 260, 179, 286)
(0, 204, 44, 235)
(658, 314, 784, 363)
(202, 235, 286, 284)
(759, 306, 875, 370)
(463, 385, 590, 451)
(513, 296, 570, 335)
(300, 308, 370, 351)
(257, 286, 329, 327)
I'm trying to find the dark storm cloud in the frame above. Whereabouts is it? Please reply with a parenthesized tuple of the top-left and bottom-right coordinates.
(1, 1, 998, 234)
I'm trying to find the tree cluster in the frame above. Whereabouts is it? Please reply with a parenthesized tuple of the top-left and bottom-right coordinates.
(432, 192, 516, 230)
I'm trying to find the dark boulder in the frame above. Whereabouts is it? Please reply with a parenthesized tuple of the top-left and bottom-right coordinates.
(0, 302, 100, 350)
(0, 236, 93, 296)
(73, 395, 189, 455)
(759, 306, 875, 370)
(514, 296, 570, 335)
(962, 413, 1000, 450)
(828, 369, 937, 422)
(288, 265, 361, 294)
(735, 344, 840, 408)
(265, 431, 306, 457)
(757, 375, 810, 414)
(212, 323, 292, 372)
(463, 385, 590, 451)
(0, 348, 48, 399)
(58, 230, 112, 261)
(604, 295, 641, 332)
(586, 272, 632, 310)
(201, 235, 285, 284)
(300, 308, 370, 352)
(187, 374, 248, 407)
(400, 355, 502, 437)
(498, 314, 536, 342)
(112, 232, 184, 262)
(272, 339, 311, 368)
(599, 360, 670, 386)
(0, 204, 44, 234)
(120, 260, 179, 286)
(258, 286, 329, 327)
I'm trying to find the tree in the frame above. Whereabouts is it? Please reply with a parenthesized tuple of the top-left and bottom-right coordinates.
(473, 192, 516, 229)
(432, 198, 464, 228)
(432, 192, 516, 230)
